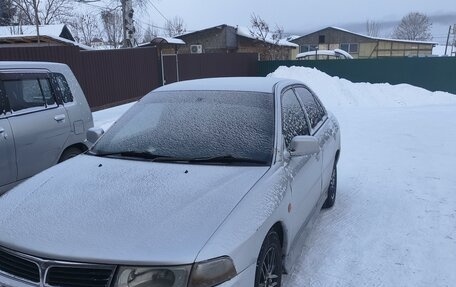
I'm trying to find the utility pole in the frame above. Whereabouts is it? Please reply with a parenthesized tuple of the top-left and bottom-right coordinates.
(32, 0, 40, 44)
(121, 0, 135, 47)
(444, 25, 452, 56)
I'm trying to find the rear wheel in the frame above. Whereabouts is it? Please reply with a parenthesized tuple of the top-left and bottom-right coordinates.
(254, 229, 282, 287)
(322, 166, 337, 209)
(58, 147, 82, 163)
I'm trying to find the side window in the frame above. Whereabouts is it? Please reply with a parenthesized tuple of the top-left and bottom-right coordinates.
(281, 89, 310, 148)
(52, 73, 74, 103)
(3, 77, 57, 112)
(0, 85, 7, 115)
(295, 87, 326, 130)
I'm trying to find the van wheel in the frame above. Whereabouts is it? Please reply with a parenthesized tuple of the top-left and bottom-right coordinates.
(322, 166, 337, 209)
(59, 147, 82, 163)
(254, 229, 282, 287)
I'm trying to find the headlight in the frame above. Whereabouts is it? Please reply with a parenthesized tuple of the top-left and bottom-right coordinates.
(112, 257, 237, 287)
(188, 256, 237, 287)
(113, 265, 191, 287)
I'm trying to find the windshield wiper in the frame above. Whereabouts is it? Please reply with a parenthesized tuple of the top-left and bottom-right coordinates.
(87, 150, 171, 160)
(185, 155, 268, 165)
(87, 152, 268, 165)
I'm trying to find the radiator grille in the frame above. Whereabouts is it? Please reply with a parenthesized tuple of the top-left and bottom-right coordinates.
(0, 248, 40, 283)
(46, 266, 114, 287)
(0, 247, 115, 287)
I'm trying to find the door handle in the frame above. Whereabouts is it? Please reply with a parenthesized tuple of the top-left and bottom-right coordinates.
(0, 127, 4, 134)
(54, 114, 66, 122)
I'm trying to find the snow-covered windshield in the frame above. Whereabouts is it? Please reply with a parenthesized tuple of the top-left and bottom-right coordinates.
(90, 90, 275, 164)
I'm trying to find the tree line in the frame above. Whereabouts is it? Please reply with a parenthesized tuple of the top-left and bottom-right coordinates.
(0, 0, 187, 48)
(0, 1, 435, 49)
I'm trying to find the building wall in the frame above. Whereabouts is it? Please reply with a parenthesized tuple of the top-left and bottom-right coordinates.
(178, 27, 296, 60)
(177, 25, 235, 54)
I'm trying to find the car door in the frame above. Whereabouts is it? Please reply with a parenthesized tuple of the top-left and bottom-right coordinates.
(281, 88, 323, 241)
(2, 71, 70, 180)
(0, 89, 17, 190)
(294, 86, 334, 193)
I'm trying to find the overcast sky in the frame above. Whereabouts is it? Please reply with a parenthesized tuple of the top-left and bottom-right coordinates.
(142, 0, 456, 40)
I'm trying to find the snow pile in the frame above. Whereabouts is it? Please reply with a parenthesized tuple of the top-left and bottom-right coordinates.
(269, 66, 456, 110)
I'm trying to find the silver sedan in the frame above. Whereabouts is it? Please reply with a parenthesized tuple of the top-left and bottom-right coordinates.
(0, 77, 340, 287)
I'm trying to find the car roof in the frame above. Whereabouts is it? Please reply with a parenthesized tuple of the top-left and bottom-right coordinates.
(0, 61, 68, 70)
(154, 77, 298, 94)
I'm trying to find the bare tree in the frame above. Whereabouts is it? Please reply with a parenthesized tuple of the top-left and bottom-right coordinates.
(392, 12, 432, 41)
(101, 9, 123, 48)
(249, 13, 285, 60)
(143, 25, 158, 43)
(0, 0, 17, 25)
(11, 0, 71, 25)
(165, 16, 186, 37)
(69, 14, 101, 46)
(366, 20, 381, 37)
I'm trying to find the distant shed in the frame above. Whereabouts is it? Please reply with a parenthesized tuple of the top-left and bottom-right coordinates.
(292, 27, 437, 59)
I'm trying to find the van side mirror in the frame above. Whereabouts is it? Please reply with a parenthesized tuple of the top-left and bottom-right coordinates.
(87, 127, 104, 144)
(289, 136, 320, 156)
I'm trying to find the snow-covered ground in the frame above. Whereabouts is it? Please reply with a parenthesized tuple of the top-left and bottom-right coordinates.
(93, 67, 456, 286)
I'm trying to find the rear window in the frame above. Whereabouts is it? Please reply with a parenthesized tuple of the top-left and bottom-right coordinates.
(52, 73, 74, 103)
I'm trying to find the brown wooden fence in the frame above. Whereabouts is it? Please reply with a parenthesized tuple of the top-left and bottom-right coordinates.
(0, 46, 159, 110)
(0, 46, 258, 110)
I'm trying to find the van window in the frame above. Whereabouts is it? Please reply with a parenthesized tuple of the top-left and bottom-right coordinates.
(52, 73, 74, 103)
(3, 78, 57, 112)
(0, 89, 7, 115)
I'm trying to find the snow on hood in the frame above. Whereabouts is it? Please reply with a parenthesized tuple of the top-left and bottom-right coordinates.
(0, 155, 268, 265)
(269, 66, 456, 110)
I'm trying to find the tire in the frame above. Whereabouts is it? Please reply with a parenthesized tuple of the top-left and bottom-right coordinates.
(58, 147, 82, 163)
(322, 165, 337, 209)
(254, 229, 282, 287)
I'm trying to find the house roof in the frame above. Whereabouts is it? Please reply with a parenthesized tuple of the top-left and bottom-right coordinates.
(293, 27, 438, 45)
(137, 37, 185, 48)
(236, 26, 298, 48)
(0, 24, 75, 41)
(0, 24, 92, 50)
(0, 34, 93, 50)
(177, 24, 298, 48)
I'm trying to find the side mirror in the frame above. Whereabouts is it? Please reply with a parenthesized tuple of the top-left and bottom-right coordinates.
(289, 136, 320, 156)
(87, 127, 104, 144)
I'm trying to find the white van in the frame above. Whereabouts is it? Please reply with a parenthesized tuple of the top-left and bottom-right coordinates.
(0, 61, 93, 195)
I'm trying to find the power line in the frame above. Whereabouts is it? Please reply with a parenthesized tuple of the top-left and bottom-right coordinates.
(147, 0, 169, 23)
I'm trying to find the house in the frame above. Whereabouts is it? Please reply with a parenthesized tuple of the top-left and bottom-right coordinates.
(0, 24, 91, 50)
(175, 24, 298, 60)
(291, 27, 437, 59)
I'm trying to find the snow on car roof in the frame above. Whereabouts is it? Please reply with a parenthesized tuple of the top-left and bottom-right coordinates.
(0, 61, 69, 69)
(154, 77, 294, 93)
(296, 49, 353, 59)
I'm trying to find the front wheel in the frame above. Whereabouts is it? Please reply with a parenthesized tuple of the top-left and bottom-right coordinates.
(322, 166, 337, 209)
(254, 229, 282, 287)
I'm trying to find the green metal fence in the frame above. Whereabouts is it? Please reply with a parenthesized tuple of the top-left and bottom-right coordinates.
(258, 57, 456, 95)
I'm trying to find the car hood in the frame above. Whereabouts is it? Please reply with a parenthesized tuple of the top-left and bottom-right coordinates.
(0, 155, 268, 265)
